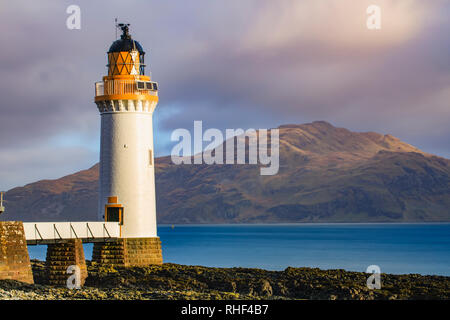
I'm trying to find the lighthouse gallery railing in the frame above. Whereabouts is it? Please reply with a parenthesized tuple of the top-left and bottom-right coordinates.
(95, 79, 157, 97)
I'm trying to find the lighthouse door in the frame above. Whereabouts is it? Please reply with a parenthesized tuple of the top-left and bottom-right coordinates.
(105, 206, 123, 225)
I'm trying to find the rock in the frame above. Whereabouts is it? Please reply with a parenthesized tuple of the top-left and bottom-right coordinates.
(0, 261, 448, 300)
(258, 280, 273, 297)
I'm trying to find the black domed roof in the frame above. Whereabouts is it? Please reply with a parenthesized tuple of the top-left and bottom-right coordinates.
(108, 39, 144, 54)
(108, 24, 145, 54)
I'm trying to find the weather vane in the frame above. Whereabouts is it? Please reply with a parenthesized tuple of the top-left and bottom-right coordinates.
(118, 23, 131, 39)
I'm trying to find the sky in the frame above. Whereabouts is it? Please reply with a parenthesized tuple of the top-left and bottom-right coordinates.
(0, 0, 449, 190)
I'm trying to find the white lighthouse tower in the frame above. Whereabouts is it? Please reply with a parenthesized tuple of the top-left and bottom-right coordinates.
(93, 24, 162, 266)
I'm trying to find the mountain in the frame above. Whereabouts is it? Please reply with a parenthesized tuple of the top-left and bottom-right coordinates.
(2, 121, 450, 223)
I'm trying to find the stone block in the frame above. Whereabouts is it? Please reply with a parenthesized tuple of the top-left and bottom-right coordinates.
(0, 221, 34, 284)
(92, 237, 163, 267)
(45, 239, 88, 286)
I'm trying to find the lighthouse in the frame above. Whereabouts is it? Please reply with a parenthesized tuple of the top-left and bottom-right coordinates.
(92, 24, 162, 266)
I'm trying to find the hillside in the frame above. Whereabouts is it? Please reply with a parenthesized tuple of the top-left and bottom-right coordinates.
(2, 121, 450, 223)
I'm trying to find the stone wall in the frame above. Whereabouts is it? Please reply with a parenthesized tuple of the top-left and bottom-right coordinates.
(46, 239, 88, 286)
(93, 237, 162, 267)
(0, 221, 34, 284)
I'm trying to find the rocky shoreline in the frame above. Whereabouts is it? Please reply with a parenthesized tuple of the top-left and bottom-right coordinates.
(0, 260, 448, 300)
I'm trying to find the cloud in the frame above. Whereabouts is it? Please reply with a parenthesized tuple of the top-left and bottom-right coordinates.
(0, 144, 96, 191)
(242, 0, 429, 52)
(0, 0, 449, 190)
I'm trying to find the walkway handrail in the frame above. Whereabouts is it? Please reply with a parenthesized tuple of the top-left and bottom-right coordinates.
(53, 224, 62, 240)
(23, 222, 120, 245)
(86, 222, 94, 240)
(70, 223, 79, 239)
(34, 224, 43, 241)
(103, 223, 111, 238)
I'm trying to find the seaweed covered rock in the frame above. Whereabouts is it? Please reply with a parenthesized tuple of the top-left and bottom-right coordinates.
(0, 261, 448, 300)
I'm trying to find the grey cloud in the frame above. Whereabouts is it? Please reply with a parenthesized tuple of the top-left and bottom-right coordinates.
(0, 0, 449, 190)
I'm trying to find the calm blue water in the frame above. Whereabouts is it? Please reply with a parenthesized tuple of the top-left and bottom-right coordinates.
(27, 224, 450, 276)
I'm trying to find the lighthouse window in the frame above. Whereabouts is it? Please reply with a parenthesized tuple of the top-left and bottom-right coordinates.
(149, 149, 153, 166)
(136, 81, 145, 90)
(146, 82, 152, 90)
(153, 82, 158, 91)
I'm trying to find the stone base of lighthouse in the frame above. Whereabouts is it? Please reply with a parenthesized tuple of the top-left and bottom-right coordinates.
(45, 239, 88, 286)
(92, 237, 162, 267)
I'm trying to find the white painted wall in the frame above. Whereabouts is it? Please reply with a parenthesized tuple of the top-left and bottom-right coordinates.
(98, 100, 158, 238)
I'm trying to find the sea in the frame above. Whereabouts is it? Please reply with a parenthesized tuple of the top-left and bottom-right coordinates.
(27, 223, 450, 276)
